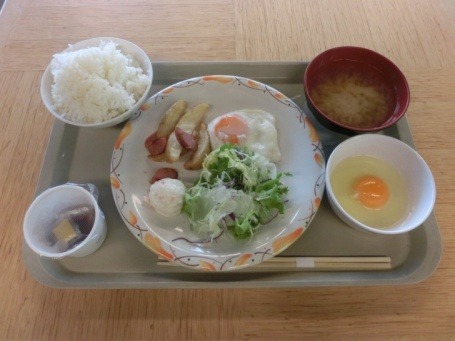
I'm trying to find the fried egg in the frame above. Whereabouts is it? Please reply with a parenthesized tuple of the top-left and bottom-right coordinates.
(207, 109, 281, 162)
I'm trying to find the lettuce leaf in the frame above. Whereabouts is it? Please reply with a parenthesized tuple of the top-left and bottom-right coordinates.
(183, 144, 290, 239)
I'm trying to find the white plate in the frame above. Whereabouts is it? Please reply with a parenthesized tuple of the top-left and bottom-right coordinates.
(110, 75, 325, 271)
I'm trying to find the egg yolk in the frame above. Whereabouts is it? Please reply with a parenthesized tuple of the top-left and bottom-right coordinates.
(214, 115, 248, 145)
(352, 176, 389, 209)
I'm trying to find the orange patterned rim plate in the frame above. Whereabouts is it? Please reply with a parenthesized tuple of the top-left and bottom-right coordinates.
(110, 75, 326, 271)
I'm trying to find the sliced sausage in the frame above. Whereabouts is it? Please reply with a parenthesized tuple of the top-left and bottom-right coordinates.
(149, 167, 178, 184)
(144, 131, 158, 149)
(175, 127, 197, 151)
(146, 135, 168, 156)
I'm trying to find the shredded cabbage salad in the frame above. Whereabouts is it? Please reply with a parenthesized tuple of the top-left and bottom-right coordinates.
(182, 144, 290, 239)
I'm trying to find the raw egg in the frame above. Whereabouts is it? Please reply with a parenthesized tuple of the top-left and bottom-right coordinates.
(353, 175, 389, 209)
(207, 109, 281, 162)
(330, 155, 409, 228)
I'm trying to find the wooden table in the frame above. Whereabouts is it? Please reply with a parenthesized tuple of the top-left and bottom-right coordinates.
(1, 0, 454, 339)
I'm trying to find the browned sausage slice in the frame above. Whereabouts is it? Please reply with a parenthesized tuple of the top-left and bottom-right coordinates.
(149, 168, 179, 184)
(175, 127, 197, 151)
(145, 131, 158, 149)
(146, 136, 167, 156)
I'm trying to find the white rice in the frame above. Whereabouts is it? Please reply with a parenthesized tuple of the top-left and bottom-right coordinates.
(50, 41, 149, 124)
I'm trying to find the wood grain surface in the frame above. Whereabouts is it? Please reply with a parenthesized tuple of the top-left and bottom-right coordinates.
(1, 0, 454, 339)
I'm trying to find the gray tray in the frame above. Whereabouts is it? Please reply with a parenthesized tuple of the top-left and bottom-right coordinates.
(23, 62, 442, 288)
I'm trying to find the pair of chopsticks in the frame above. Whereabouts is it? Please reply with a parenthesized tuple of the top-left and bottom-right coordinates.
(157, 256, 392, 271)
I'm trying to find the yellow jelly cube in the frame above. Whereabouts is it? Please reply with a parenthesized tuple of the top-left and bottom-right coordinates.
(52, 219, 81, 244)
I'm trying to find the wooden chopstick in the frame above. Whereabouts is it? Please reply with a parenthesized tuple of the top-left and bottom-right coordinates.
(157, 256, 392, 271)
(265, 256, 391, 263)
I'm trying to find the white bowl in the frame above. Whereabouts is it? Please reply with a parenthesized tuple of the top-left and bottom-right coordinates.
(40, 37, 153, 128)
(326, 134, 435, 235)
(23, 184, 107, 258)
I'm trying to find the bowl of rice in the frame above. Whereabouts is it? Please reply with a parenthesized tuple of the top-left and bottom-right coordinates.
(40, 37, 153, 128)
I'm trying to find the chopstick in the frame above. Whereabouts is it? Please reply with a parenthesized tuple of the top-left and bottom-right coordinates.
(157, 256, 392, 271)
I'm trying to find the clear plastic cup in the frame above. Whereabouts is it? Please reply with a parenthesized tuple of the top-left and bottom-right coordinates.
(23, 184, 107, 258)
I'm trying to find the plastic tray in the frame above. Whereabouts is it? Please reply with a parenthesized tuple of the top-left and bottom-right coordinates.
(23, 62, 442, 288)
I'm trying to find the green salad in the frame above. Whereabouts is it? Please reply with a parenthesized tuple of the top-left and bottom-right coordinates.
(182, 144, 290, 239)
